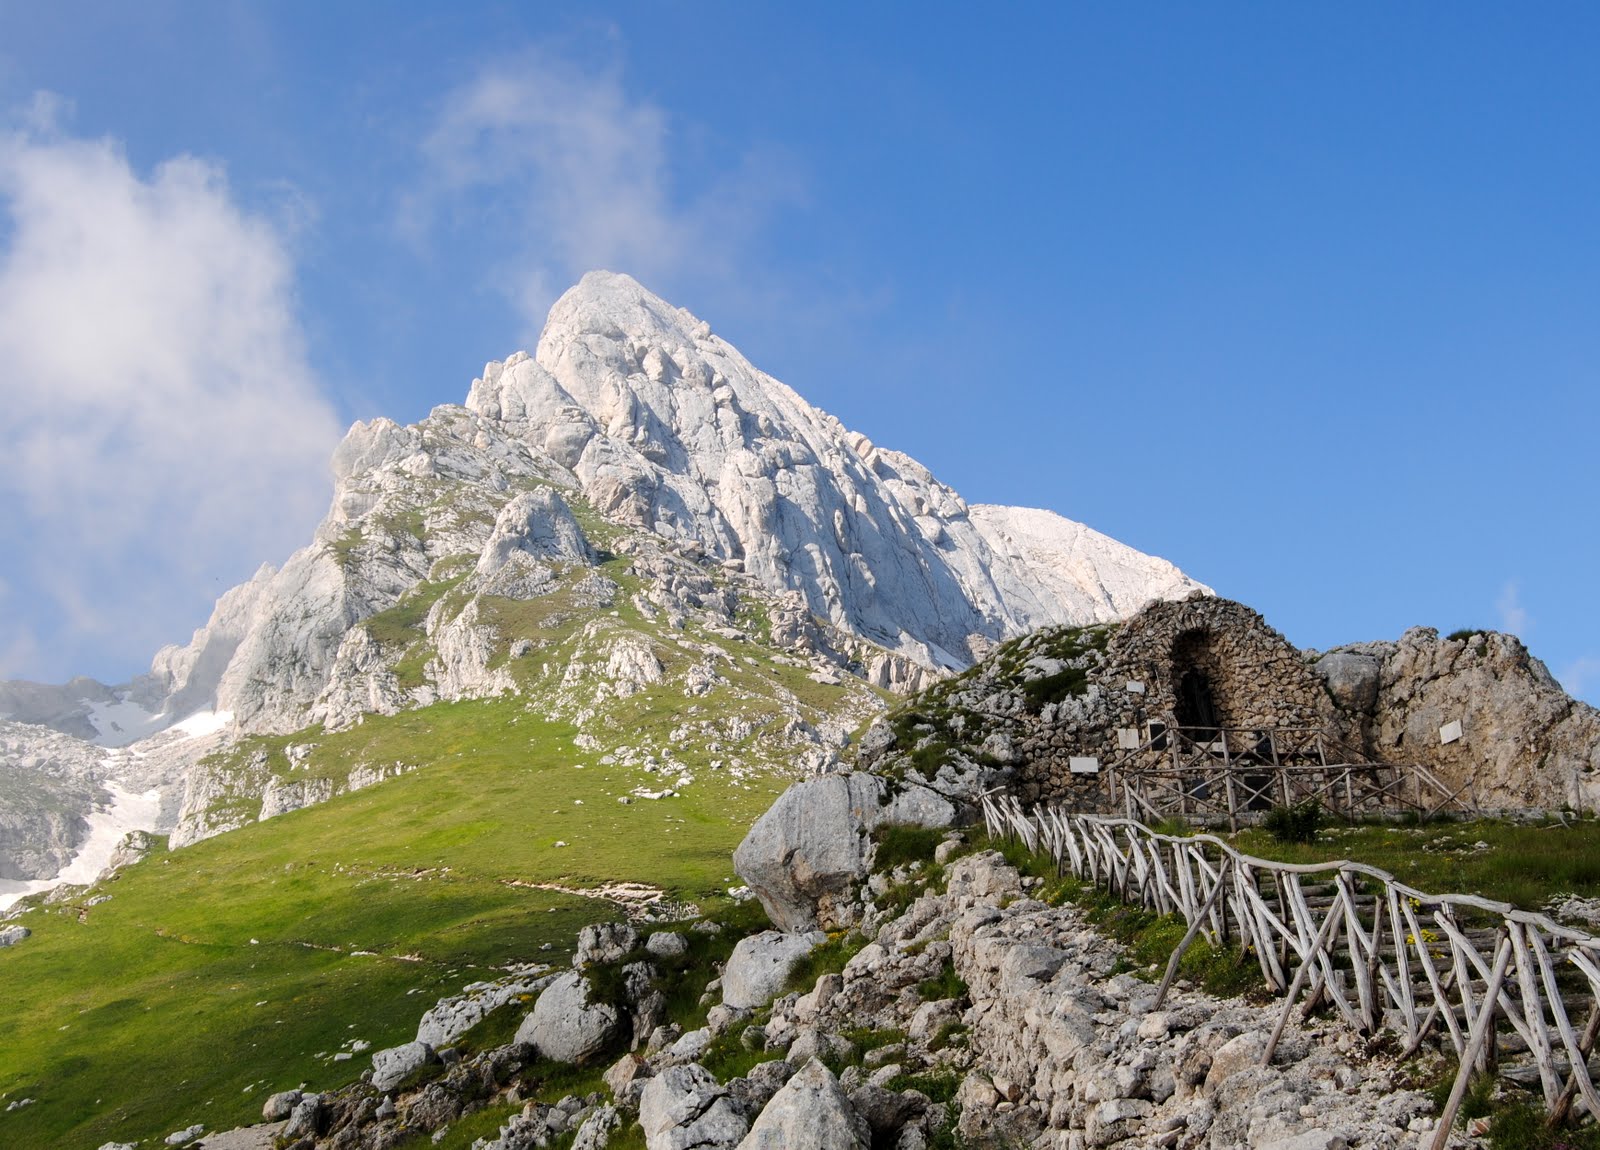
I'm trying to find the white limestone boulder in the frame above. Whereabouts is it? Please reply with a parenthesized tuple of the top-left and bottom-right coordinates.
(721, 931, 826, 1010)
(513, 972, 620, 1064)
(732, 772, 953, 933)
(639, 1062, 748, 1150)
(737, 1058, 870, 1149)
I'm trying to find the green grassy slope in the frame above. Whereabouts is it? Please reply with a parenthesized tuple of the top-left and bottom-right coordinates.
(0, 697, 785, 1150)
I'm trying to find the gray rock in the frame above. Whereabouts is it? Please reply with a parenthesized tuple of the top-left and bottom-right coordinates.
(0, 925, 31, 947)
(1259, 1132, 1350, 1150)
(476, 487, 593, 576)
(848, 1082, 923, 1135)
(575, 921, 640, 967)
(572, 1102, 621, 1150)
(416, 973, 553, 1048)
(733, 774, 882, 933)
(261, 1089, 302, 1121)
(1204, 1030, 1269, 1093)
(722, 930, 826, 1009)
(639, 1062, 749, 1150)
(1085, 1097, 1151, 1147)
(514, 971, 620, 1064)
(738, 1058, 870, 1149)
(163, 1126, 205, 1147)
(1315, 652, 1381, 714)
(669, 1027, 713, 1061)
(726, 1059, 795, 1116)
(646, 931, 690, 959)
(370, 1040, 435, 1092)
(282, 1093, 325, 1141)
(605, 1052, 653, 1100)
(733, 773, 952, 933)
(999, 943, 1069, 983)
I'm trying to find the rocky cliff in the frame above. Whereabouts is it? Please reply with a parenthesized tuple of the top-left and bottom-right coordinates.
(1315, 627, 1600, 810)
(136, 271, 1205, 739)
(4, 271, 1208, 875)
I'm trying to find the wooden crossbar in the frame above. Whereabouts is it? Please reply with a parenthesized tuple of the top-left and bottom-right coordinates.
(981, 792, 1600, 1134)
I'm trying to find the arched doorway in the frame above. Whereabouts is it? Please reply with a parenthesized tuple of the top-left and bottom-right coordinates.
(1170, 629, 1226, 735)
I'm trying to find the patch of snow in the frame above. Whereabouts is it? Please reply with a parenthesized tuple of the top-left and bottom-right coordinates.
(169, 710, 234, 739)
(83, 696, 169, 747)
(0, 782, 163, 912)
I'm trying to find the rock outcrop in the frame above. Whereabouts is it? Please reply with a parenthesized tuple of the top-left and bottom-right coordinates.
(28, 271, 1203, 749)
(273, 837, 1442, 1150)
(1316, 627, 1600, 810)
(732, 772, 953, 932)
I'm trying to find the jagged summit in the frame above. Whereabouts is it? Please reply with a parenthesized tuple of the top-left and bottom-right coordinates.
(0, 271, 1207, 870)
(5, 270, 1206, 741)
(467, 271, 1207, 667)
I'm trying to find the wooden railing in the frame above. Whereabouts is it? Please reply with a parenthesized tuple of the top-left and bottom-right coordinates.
(1091, 721, 1475, 828)
(980, 791, 1600, 1146)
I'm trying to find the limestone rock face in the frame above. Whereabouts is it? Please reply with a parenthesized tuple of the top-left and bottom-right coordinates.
(1323, 629, 1600, 809)
(513, 972, 620, 1064)
(737, 1058, 870, 1149)
(732, 772, 953, 933)
(468, 271, 1207, 672)
(107, 271, 1201, 745)
(0, 719, 111, 879)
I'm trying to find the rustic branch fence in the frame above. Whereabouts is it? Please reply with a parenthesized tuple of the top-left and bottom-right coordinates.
(980, 791, 1600, 1146)
(1093, 722, 1476, 828)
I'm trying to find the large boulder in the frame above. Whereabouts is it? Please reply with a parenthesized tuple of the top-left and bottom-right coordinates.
(738, 1059, 870, 1149)
(514, 971, 620, 1064)
(732, 772, 952, 932)
(721, 931, 826, 1009)
(1314, 652, 1381, 715)
(639, 1062, 748, 1150)
(370, 1041, 435, 1092)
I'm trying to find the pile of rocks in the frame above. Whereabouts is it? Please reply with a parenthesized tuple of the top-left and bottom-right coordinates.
(201, 835, 1453, 1150)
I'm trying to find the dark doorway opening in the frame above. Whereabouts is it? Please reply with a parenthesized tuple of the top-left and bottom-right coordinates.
(1176, 668, 1220, 733)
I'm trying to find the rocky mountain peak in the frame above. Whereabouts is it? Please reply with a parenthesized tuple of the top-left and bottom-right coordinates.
(466, 270, 1209, 673)
(3, 271, 1209, 870)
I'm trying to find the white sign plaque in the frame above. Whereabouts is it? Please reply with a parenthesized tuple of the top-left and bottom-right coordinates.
(1126, 680, 1146, 694)
(1069, 756, 1101, 775)
(1439, 720, 1463, 745)
(1116, 727, 1140, 750)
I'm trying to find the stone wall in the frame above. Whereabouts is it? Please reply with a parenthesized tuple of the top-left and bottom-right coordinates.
(1015, 594, 1340, 803)
(1100, 594, 1333, 735)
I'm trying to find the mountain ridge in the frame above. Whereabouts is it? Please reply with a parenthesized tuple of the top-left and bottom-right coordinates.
(4, 271, 1206, 745)
(0, 270, 1206, 889)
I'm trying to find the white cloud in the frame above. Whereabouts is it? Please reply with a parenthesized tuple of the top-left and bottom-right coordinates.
(0, 100, 342, 682)
(1496, 580, 1530, 636)
(404, 49, 802, 330)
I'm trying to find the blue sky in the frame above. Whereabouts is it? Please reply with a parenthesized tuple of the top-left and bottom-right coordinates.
(1, 2, 1596, 702)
